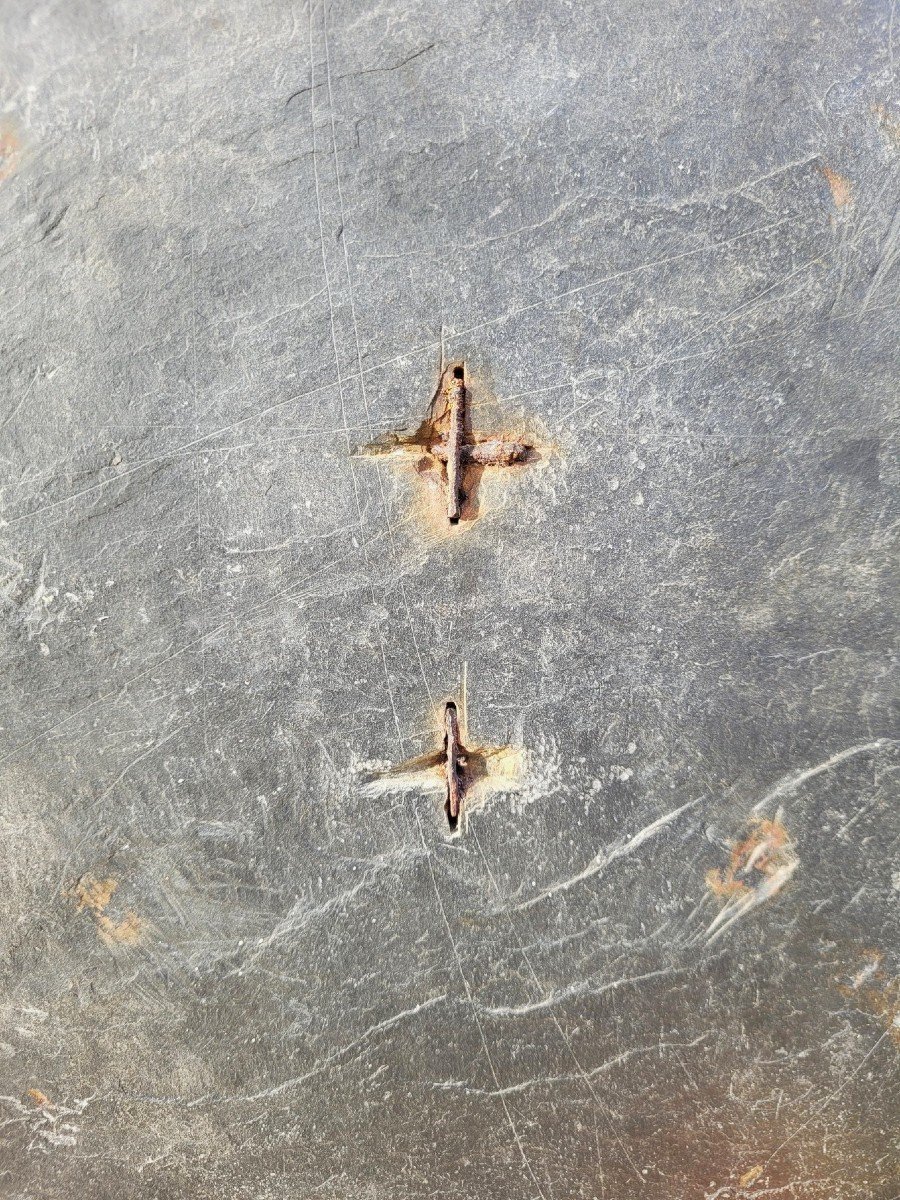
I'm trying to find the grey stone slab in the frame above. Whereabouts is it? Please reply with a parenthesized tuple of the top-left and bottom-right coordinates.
(0, 1, 898, 1198)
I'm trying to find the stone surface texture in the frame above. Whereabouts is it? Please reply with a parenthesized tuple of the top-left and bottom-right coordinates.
(0, 1, 898, 1197)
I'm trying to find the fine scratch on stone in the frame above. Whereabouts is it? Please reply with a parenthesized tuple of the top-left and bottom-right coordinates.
(133, 995, 448, 1108)
(284, 42, 435, 106)
(507, 796, 702, 912)
(449, 214, 799, 339)
(412, 809, 551, 1200)
(479, 965, 689, 1018)
(432, 1033, 713, 1097)
(0, 368, 39, 434)
(83, 730, 180, 815)
(860, 205, 900, 312)
(221, 848, 421, 978)
(762, 1029, 891, 1170)
(751, 739, 896, 814)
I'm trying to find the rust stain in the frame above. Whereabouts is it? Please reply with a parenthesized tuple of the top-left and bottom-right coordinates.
(706, 815, 795, 900)
(27, 1088, 50, 1107)
(872, 102, 900, 146)
(71, 875, 118, 914)
(0, 121, 21, 183)
(68, 874, 142, 946)
(98, 910, 142, 946)
(701, 813, 799, 943)
(819, 163, 854, 210)
(838, 949, 900, 1048)
(738, 1165, 763, 1188)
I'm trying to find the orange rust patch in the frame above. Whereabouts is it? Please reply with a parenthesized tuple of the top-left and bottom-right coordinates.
(838, 950, 900, 1048)
(872, 102, 900, 146)
(71, 875, 118, 914)
(819, 164, 853, 209)
(405, 440, 547, 540)
(68, 874, 142, 946)
(0, 121, 22, 183)
(738, 1165, 764, 1188)
(27, 1088, 50, 1107)
(97, 909, 142, 946)
(707, 816, 795, 900)
(705, 866, 748, 900)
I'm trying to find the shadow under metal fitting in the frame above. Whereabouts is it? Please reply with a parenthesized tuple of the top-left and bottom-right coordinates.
(442, 700, 464, 830)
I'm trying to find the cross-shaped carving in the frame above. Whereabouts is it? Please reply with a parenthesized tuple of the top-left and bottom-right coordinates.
(361, 363, 540, 525)
(365, 698, 521, 832)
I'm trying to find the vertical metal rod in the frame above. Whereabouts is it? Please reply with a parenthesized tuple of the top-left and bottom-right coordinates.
(444, 701, 462, 825)
(446, 366, 465, 523)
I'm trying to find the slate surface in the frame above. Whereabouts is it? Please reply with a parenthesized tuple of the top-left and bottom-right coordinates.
(0, 2, 898, 1197)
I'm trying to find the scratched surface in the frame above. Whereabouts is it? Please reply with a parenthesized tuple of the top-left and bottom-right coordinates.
(1, 1, 899, 1197)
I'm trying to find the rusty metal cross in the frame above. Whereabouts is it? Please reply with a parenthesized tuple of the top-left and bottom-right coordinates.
(429, 363, 535, 523)
(367, 695, 519, 832)
(362, 362, 538, 526)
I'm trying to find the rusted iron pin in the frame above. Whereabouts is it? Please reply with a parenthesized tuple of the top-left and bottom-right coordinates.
(431, 438, 530, 467)
(444, 701, 463, 827)
(446, 365, 465, 523)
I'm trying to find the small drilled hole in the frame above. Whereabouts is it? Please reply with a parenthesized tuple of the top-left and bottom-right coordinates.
(452, 365, 464, 380)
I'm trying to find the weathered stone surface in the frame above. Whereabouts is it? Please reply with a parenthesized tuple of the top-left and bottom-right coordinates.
(0, 2, 897, 1197)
